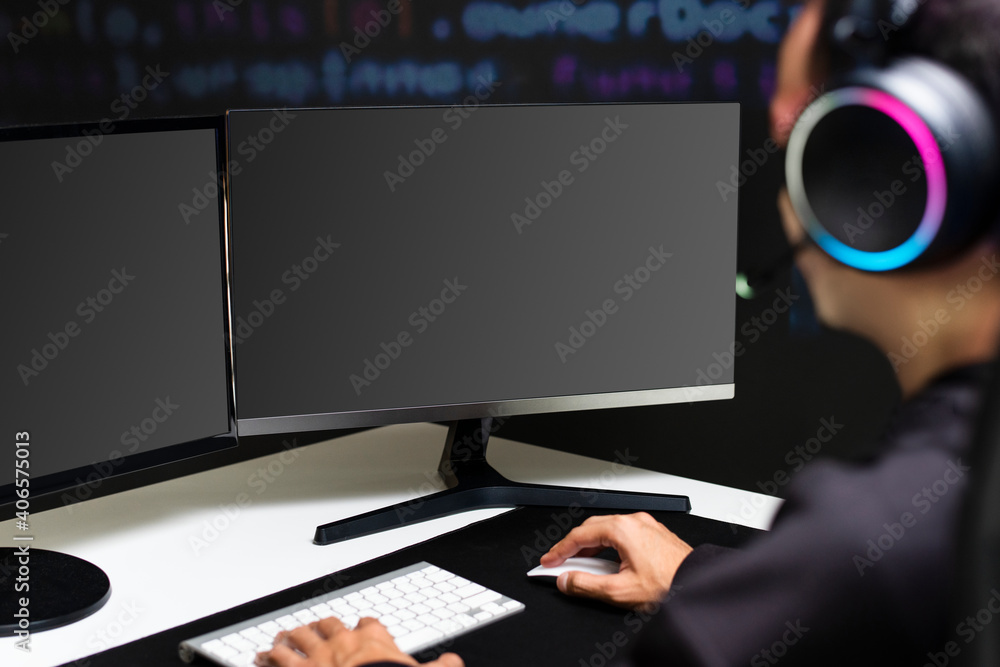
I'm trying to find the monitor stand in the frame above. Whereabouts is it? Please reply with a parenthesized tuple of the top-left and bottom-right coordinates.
(0, 548, 111, 636)
(314, 417, 690, 545)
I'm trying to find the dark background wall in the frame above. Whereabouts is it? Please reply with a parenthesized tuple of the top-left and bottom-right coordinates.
(1, 0, 900, 498)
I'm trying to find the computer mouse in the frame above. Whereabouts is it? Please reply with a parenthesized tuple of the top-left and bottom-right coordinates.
(527, 557, 620, 579)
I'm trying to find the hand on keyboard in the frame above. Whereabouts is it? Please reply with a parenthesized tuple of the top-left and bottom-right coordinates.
(255, 616, 464, 667)
(181, 563, 520, 666)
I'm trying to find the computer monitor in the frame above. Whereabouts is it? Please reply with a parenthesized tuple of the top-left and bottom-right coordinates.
(0, 117, 237, 634)
(226, 102, 739, 544)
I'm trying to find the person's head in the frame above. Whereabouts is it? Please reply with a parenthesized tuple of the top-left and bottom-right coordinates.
(770, 0, 1000, 397)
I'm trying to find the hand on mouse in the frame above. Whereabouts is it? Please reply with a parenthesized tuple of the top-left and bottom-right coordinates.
(540, 512, 692, 611)
(255, 616, 464, 667)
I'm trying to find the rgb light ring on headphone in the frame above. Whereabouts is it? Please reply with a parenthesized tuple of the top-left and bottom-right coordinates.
(786, 87, 948, 271)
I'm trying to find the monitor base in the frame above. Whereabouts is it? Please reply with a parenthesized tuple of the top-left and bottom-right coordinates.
(0, 547, 111, 636)
(314, 418, 691, 545)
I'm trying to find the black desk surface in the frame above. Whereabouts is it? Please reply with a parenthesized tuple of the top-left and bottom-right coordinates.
(69, 508, 761, 666)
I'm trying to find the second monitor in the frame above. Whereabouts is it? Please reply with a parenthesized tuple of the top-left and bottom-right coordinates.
(226, 102, 739, 542)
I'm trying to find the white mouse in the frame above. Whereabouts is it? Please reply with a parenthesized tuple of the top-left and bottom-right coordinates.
(527, 557, 621, 578)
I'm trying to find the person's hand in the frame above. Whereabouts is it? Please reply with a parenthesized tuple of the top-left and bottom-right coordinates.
(540, 512, 692, 611)
(255, 616, 464, 667)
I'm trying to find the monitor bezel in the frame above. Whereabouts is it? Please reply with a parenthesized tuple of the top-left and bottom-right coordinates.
(226, 102, 739, 437)
(0, 115, 238, 513)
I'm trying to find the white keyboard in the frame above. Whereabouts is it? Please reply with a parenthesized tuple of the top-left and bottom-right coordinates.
(179, 562, 525, 666)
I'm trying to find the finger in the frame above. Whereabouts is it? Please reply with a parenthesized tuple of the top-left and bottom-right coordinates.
(315, 615, 349, 639)
(254, 651, 277, 667)
(257, 643, 308, 667)
(543, 512, 645, 564)
(541, 518, 619, 565)
(281, 625, 324, 654)
(557, 571, 620, 605)
(355, 616, 390, 635)
(539, 545, 604, 566)
(304, 620, 328, 640)
(428, 652, 466, 667)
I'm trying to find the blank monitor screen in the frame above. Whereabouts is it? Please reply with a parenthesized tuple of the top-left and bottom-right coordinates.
(228, 103, 739, 435)
(0, 119, 235, 502)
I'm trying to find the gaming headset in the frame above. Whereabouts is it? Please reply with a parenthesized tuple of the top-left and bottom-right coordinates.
(784, 0, 1000, 271)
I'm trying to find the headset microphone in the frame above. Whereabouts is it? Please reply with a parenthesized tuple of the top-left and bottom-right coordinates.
(736, 239, 810, 300)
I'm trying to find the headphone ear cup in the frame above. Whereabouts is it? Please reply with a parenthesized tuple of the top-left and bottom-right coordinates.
(785, 57, 999, 271)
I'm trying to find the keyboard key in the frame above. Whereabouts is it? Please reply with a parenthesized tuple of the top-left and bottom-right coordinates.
(395, 627, 445, 653)
(388, 624, 410, 638)
(275, 615, 299, 630)
(257, 621, 282, 637)
(203, 639, 229, 655)
(234, 651, 256, 666)
(454, 613, 477, 628)
(417, 614, 440, 627)
(239, 628, 267, 641)
(205, 641, 238, 659)
(226, 637, 257, 653)
(433, 619, 462, 634)
(331, 603, 358, 617)
(309, 602, 333, 617)
(464, 590, 502, 609)
(482, 602, 505, 615)
(454, 583, 485, 599)
(427, 570, 453, 583)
